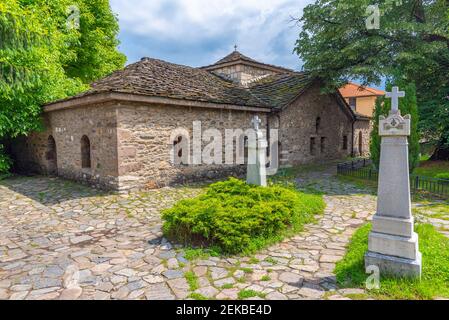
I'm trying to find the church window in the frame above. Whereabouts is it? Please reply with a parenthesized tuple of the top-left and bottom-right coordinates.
(174, 136, 183, 158)
(310, 137, 316, 155)
(315, 117, 321, 134)
(81, 135, 91, 169)
(343, 135, 348, 150)
(321, 137, 326, 153)
(359, 131, 364, 156)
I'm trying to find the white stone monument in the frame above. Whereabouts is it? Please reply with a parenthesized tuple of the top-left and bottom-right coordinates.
(365, 86, 422, 278)
(246, 116, 267, 186)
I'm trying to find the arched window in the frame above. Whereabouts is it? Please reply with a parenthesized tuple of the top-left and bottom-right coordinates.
(315, 117, 321, 134)
(359, 131, 363, 156)
(81, 135, 91, 169)
(173, 136, 183, 158)
(46, 135, 58, 175)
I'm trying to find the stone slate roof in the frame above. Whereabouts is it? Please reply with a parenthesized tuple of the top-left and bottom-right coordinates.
(248, 73, 313, 109)
(48, 57, 313, 109)
(203, 50, 294, 73)
(64, 58, 266, 108)
(214, 51, 261, 65)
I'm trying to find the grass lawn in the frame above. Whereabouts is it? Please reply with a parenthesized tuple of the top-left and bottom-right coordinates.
(414, 160, 449, 179)
(335, 223, 449, 300)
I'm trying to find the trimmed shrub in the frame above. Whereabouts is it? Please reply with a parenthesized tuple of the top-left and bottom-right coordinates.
(162, 178, 325, 254)
(435, 172, 449, 180)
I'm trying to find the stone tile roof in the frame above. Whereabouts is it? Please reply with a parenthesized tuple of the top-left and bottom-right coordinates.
(203, 50, 294, 73)
(248, 73, 313, 109)
(66, 58, 267, 107)
(214, 51, 261, 65)
(48, 57, 312, 109)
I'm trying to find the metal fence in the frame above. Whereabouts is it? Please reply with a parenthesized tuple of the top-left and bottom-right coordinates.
(337, 159, 449, 198)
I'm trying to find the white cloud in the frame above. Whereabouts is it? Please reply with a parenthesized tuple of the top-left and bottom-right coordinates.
(110, 0, 311, 69)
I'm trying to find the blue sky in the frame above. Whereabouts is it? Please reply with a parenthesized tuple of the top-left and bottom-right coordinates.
(109, 0, 312, 71)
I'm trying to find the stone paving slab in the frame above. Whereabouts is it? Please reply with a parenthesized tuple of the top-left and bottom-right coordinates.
(0, 170, 445, 300)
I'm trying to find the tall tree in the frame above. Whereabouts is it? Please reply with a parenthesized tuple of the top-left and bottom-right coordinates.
(0, 0, 126, 173)
(294, 0, 449, 159)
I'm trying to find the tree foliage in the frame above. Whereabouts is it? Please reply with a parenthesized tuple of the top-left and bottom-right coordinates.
(295, 0, 449, 159)
(370, 80, 420, 172)
(0, 0, 125, 172)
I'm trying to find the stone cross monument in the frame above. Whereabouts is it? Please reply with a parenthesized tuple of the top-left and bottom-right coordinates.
(365, 86, 422, 278)
(246, 116, 267, 186)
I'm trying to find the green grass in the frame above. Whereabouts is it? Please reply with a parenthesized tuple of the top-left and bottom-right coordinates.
(413, 201, 449, 221)
(183, 248, 210, 261)
(162, 178, 325, 255)
(414, 160, 449, 178)
(184, 271, 199, 291)
(221, 283, 234, 289)
(248, 257, 260, 264)
(240, 267, 253, 274)
(264, 257, 278, 265)
(261, 275, 271, 281)
(188, 293, 208, 300)
(335, 223, 449, 300)
(238, 289, 266, 300)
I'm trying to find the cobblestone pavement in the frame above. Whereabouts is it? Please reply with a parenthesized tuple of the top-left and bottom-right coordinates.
(0, 168, 445, 300)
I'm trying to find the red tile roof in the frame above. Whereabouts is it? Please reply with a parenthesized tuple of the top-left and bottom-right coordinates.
(339, 82, 385, 98)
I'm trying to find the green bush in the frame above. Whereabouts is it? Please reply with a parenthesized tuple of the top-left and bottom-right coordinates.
(0, 145, 12, 175)
(162, 178, 325, 254)
(436, 172, 449, 180)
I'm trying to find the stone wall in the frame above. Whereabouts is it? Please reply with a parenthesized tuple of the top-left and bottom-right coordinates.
(11, 87, 371, 192)
(116, 103, 267, 191)
(11, 103, 120, 190)
(354, 119, 373, 157)
(274, 84, 355, 165)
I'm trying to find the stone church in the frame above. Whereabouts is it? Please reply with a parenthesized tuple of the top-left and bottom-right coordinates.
(11, 51, 372, 191)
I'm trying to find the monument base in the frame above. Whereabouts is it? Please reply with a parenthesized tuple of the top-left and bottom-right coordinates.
(365, 251, 422, 279)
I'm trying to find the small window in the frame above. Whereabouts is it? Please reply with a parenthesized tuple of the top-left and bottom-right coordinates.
(81, 135, 91, 169)
(315, 117, 321, 134)
(310, 137, 316, 155)
(349, 98, 357, 111)
(174, 136, 183, 158)
(359, 131, 364, 156)
(321, 137, 326, 153)
(46, 135, 58, 175)
(343, 135, 348, 150)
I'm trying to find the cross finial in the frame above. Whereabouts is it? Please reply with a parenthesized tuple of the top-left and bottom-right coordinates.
(251, 116, 262, 131)
(386, 86, 405, 114)
(234, 44, 238, 51)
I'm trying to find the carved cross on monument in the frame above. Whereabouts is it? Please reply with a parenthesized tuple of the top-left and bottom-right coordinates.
(251, 116, 261, 131)
(386, 86, 405, 113)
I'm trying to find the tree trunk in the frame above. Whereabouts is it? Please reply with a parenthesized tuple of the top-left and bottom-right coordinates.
(430, 137, 449, 161)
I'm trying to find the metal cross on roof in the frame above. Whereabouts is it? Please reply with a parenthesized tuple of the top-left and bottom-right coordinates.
(386, 86, 405, 113)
